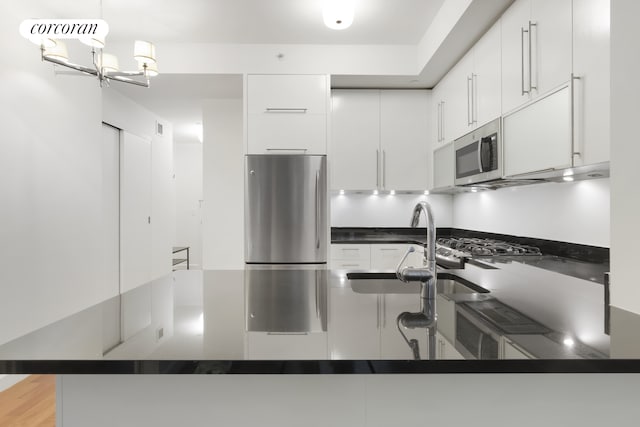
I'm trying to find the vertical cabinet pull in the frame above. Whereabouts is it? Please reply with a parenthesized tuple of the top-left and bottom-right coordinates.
(472, 74, 478, 124)
(521, 27, 530, 96)
(376, 149, 380, 188)
(529, 21, 537, 91)
(441, 101, 445, 142)
(467, 76, 473, 126)
(382, 150, 386, 189)
(437, 102, 442, 142)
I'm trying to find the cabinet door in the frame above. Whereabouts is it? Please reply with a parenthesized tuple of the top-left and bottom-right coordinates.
(437, 331, 465, 360)
(473, 21, 502, 127)
(432, 142, 454, 190)
(246, 332, 328, 360)
(370, 244, 423, 270)
(531, 0, 572, 96)
(381, 293, 427, 359)
(248, 74, 327, 115)
(501, 0, 532, 114)
(572, 0, 610, 166)
(330, 90, 380, 190)
(328, 287, 380, 359)
(247, 74, 328, 155)
(445, 53, 474, 142)
(503, 338, 534, 359)
(503, 85, 572, 177)
(380, 90, 430, 191)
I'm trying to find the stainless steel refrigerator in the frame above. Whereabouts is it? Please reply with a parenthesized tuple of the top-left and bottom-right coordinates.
(244, 154, 328, 334)
(245, 154, 328, 265)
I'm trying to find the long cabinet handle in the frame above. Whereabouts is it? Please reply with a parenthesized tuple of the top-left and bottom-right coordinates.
(265, 108, 307, 113)
(382, 150, 386, 189)
(472, 74, 478, 124)
(437, 102, 442, 142)
(521, 27, 530, 95)
(266, 148, 308, 152)
(315, 171, 320, 249)
(529, 21, 537, 91)
(467, 76, 473, 126)
(441, 101, 445, 142)
(571, 74, 582, 162)
(376, 149, 380, 188)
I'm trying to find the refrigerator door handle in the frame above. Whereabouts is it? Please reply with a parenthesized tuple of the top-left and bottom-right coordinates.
(315, 170, 320, 249)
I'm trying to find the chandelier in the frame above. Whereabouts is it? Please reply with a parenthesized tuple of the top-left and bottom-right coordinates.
(22, 19, 159, 88)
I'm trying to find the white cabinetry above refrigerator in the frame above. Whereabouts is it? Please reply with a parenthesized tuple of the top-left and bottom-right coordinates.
(246, 74, 329, 155)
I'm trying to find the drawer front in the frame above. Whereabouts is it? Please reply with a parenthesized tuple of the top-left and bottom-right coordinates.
(329, 259, 371, 270)
(246, 331, 328, 360)
(371, 244, 423, 270)
(330, 244, 371, 261)
(247, 113, 327, 154)
(248, 74, 328, 115)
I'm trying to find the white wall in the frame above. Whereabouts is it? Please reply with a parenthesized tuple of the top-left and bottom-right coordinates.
(202, 99, 244, 269)
(331, 194, 453, 228)
(453, 179, 610, 247)
(610, 0, 640, 313)
(174, 143, 203, 268)
(0, 2, 112, 345)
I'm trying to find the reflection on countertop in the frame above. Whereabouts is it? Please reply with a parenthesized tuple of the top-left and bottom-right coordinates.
(0, 258, 614, 368)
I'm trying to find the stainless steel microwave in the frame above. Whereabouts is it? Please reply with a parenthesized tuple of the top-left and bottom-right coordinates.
(454, 118, 502, 186)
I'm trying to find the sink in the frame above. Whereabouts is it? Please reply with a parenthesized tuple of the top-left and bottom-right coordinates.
(346, 272, 489, 294)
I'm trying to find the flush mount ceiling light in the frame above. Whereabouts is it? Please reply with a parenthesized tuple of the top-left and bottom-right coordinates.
(323, 0, 355, 30)
(32, 38, 159, 88)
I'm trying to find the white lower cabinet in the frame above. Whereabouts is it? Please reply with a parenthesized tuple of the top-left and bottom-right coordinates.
(330, 244, 371, 269)
(502, 338, 534, 359)
(370, 244, 424, 270)
(329, 287, 428, 360)
(436, 331, 464, 360)
(330, 244, 423, 271)
(245, 331, 328, 360)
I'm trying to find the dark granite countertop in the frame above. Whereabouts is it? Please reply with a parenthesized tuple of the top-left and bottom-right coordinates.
(0, 256, 633, 374)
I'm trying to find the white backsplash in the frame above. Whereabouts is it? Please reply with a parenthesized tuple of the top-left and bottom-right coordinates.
(331, 179, 609, 248)
(453, 178, 610, 247)
(330, 194, 454, 228)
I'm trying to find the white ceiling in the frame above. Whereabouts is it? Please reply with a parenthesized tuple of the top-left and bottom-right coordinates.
(96, 0, 510, 143)
(101, 0, 445, 45)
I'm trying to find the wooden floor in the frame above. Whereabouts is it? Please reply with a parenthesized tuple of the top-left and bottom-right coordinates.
(0, 376, 56, 427)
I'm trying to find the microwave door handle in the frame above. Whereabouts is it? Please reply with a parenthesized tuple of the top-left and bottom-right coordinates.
(477, 141, 484, 173)
(477, 333, 484, 359)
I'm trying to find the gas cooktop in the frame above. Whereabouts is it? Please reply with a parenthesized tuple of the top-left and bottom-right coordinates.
(437, 237, 542, 257)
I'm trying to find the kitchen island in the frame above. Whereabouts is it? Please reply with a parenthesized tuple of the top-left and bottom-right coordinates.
(0, 259, 634, 374)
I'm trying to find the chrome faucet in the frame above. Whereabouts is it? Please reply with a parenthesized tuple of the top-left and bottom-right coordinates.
(395, 201, 437, 359)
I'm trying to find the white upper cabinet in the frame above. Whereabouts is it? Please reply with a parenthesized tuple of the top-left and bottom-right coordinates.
(330, 90, 380, 191)
(431, 141, 455, 190)
(247, 74, 329, 154)
(501, 0, 572, 114)
(572, 0, 610, 166)
(473, 21, 502, 128)
(330, 89, 430, 191)
(432, 20, 500, 146)
(380, 90, 430, 191)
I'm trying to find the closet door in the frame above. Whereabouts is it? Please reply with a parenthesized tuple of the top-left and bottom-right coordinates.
(121, 131, 152, 293)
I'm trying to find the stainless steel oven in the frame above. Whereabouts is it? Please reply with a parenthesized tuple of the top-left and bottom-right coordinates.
(454, 117, 501, 186)
(455, 298, 550, 359)
(455, 302, 501, 359)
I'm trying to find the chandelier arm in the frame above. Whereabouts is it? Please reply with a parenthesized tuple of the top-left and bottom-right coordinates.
(105, 75, 150, 87)
(42, 55, 98, 77)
